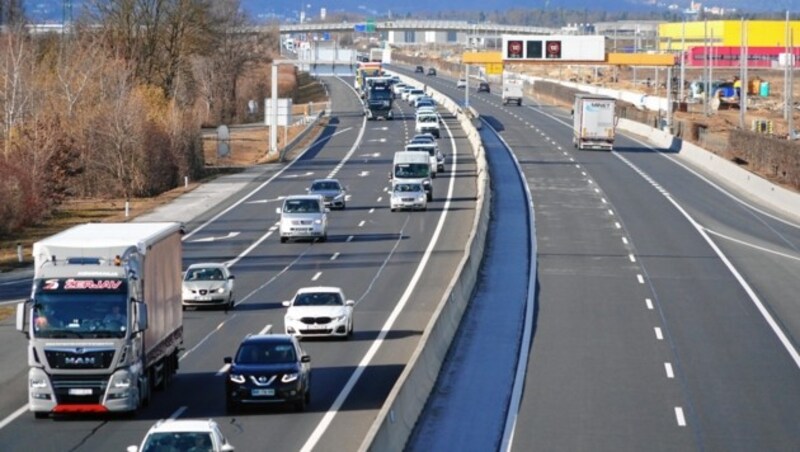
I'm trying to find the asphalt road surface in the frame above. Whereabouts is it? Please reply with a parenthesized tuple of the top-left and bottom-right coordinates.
(402, 65, 800, 451)
(0, 75, 479, 451)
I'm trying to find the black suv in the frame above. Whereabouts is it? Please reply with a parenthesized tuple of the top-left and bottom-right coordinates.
(414, 65, 424, 73)
(224, 334, 311, 412)
(477, 81, 491, 93)
(427, 68, 437, 76)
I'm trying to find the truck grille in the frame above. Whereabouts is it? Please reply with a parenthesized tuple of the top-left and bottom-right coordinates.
(50, 374, 108, 404)
(45, 349, 115, 370)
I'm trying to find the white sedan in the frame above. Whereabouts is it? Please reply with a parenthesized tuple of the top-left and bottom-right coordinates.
(283, 287, 355, 339)
(182, 263, 235, 310)
(127, 418, 235, 452)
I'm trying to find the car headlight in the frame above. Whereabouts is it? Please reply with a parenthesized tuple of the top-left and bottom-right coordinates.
(30, 377, 48, 389)
(282, 373, 299, 383)
(334, 314, 347, 321)
(418, 195, 426, 201)
(229, 374, 245, 384)
(423, 180, 431, 186)
(215, 287, 226, 294)
(314, 219, 322, 225)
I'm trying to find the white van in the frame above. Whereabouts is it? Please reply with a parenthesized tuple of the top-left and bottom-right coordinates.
(405, 142, 439, 177)
(276, 195, 328, 243)
(392, 151, 433, 201)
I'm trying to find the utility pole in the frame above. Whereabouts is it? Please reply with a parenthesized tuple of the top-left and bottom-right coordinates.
(704, 20, 709, 116)
(680, 18, 686, 102)
(740, 18, 745, 129)
(785, 11, 791, 122)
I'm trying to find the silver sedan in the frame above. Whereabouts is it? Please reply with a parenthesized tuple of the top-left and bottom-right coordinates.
(182, 263, 235, 310)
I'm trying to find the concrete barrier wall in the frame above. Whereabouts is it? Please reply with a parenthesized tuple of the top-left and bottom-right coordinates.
(358, 72, 490, 452)
(618, 118, 800, 218)
(519, 75, 669, 111)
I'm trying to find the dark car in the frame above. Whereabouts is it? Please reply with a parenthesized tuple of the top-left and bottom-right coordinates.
(427, 68, 437, 76)
(414, 65, 424, 73)
(224, 334, 311, 412)
(477, 81, 491, 93)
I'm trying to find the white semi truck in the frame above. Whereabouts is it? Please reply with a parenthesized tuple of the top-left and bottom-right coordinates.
(572, 93, 617, 151)
(16, 222, 184, 418)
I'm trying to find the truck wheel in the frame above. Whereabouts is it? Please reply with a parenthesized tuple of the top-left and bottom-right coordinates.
(518, 100, 522, 106)
(226, 399, 239, 414)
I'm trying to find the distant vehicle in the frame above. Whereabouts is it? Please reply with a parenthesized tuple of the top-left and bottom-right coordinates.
(414, 96, 435, 109)
(401, 86, 416, 101)
(407, 89, 426, 106)
(282, 287, 355, 339)
(390, 181, 428, 211)
(369, 47, 384, 63)
(414, 111, 440, 139)
(502, 78, 524, 106)
(392, 151, 433, 201)
(456, 78, 467, 89)
(572, 93, 616, 151)
(307, 178, 347, 209)
(127, 419, 235, 452)
(477, 81, 491, 93)
(392, 83, 408, 97)
(414, 65, 424, 73)
(406, 141, 443, 175)
(365, 78, 394, 120)
(410, 133, 438, 148)
(224, 334, 311, 412)
(276, 195, 328, 243)
(427, 68, 437, 76)
(182, 263, 235, 311)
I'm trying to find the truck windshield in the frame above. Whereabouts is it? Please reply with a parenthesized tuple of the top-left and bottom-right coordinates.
(369, 89, 392, 101)
(395, 163, 429, 178)
(32, 293, 128, 339)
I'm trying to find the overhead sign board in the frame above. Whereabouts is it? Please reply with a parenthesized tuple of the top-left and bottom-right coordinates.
(485, 63, 504, 75)
(502, 35, 605, 62)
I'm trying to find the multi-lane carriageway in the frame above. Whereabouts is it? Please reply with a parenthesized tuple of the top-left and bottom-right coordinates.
(0, 75, 480, 451)
(0, 62, 799, 452)
(399, 65, 800, 451)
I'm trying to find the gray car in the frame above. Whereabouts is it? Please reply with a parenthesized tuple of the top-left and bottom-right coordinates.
(307, 178, 347, 209)
(182, 263, 235, 310)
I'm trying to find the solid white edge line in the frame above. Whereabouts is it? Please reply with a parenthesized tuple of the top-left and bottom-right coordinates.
(299, 97, 460, 452)
(488, 122, 538, 452)
(0, 404, 29, 430)
(704, 228, 800, 262)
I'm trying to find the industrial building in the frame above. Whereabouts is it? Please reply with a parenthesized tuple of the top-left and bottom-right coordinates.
(659, 20, 800, 51)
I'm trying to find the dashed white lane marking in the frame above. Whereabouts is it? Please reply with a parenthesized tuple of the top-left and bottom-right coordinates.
(622, 237, 629, 245)
(169, 406, 187, 420)
(346, 235, 354, 242)
(594, 188, 600, 193)
(259, 324, 273, 335)
(629, 254, 636, 263)
(312, 272, 322, 281)
(601, 198, 607, 204)
(581, 172, 587, 176)
(655, 327, 664, 340)
(575, 164, 581, 169)
(569, 157, 575, 162)
(358, 220, 366, 227)
(615, 222, 622, 229)
(637, 274, 645, 284)
(675, 407, 687, 426)
(330, 252, 340, 261)
(608, 209, 615, 215)
(646, 298, 654, 310)
(665, 362, 675, 379)
(369, 208, 375, 214)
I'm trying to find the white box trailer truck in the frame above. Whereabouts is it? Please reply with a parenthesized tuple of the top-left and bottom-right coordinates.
(502, 78, 524, 106)
(573, 93, 616, 151)
(16, 222, 183, 418)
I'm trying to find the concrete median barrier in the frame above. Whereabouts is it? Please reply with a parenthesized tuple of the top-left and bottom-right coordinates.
(358, 72, 491, 452)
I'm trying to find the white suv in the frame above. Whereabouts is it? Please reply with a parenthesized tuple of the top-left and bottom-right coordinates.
(277, 195, 329, 243)
(127, 419, 235, 452)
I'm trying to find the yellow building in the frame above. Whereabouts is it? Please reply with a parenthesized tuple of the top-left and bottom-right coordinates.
(659, 20, 800, 51)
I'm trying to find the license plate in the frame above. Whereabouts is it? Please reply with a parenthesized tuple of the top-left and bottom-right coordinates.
(252, 388, 275, 397)
(69, 388, 92, 396)
(196, 296, 211, 301)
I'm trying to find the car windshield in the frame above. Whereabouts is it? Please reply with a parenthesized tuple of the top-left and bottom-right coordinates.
(418, 116, 436, 123)
(293, 292, 343, 306)
(142, 432, 213, 452)
(395, 184, 422, 193)
(185, 267, 224, 281)
(395, 163, 429, 178)
(410, 90, 424, 95)
(236, 342, 297, 364)
(283, 199, 320, 213)
(311, 181, 340, 191)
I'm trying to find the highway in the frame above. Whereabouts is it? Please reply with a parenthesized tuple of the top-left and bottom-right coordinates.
(399, 65, 800, 450)
(0, 76, 479, 451)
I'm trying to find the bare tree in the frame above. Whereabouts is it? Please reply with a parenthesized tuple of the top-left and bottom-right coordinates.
(0, 27, 34, 158)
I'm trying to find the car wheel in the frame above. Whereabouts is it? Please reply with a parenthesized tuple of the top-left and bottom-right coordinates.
(348, 319, 354, 337)
(340, 202, 346, 210)
(280, 236, 288, 243)
(228, 296, 235, 311)
(33, 412, 48, 420)
(427, 193, 433, 202)
(320, 233, 328, 243)
(390, 208, 395, 212)
(294, 396, 307, 412)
